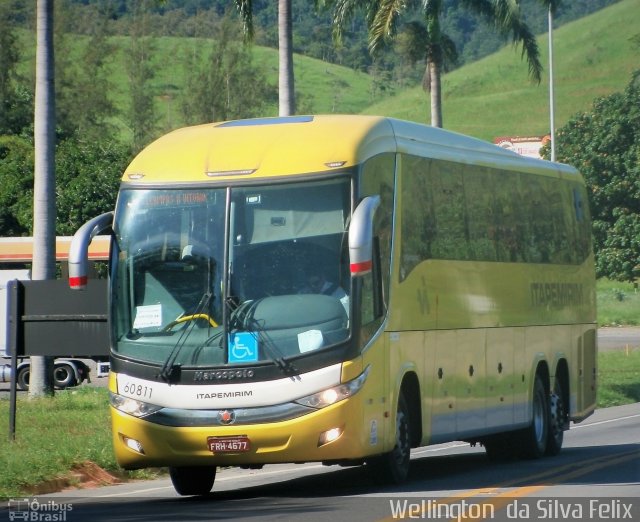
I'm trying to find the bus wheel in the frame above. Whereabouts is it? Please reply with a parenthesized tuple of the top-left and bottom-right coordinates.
(368, 393, 411, 484)
(545, 382, 565, 456)
(169, 466, 216, 496)
(520, 374, 549, 459)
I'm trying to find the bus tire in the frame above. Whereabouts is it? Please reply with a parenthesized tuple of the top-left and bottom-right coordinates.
(545, 380, 565, 456)
(169, 466, 216, 496)
(367, 392, 411, 484)
(53, 364, 77, 389)
(520, 374, 549, 459)
(16, 366, 30, 391)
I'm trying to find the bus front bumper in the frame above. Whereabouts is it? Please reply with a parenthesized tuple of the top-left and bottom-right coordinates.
(110, 396, 375, 470)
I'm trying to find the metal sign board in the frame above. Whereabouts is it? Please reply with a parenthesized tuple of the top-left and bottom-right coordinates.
(7, 279, 109, 358)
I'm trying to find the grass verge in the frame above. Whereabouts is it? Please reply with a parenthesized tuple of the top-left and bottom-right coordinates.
(597, 348, 640, 409)
(597, 279, 640, 327)
(0, 387, 159, 500)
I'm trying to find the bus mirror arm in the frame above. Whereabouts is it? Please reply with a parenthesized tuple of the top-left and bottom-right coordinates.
(69, 211, 114, 290)
(349, 195, 380, 276)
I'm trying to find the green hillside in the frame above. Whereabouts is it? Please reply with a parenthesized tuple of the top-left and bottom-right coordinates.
(146, 38, 378, 128)
(15, 33, 379, 140)
(108, 37, 380, 138)
(12, 0, 637, 142)
(363, 0, 640, 142)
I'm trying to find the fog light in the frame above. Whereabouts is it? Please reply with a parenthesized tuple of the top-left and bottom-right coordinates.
(318, 427, 343, 447)
(123, 436, 145, 454)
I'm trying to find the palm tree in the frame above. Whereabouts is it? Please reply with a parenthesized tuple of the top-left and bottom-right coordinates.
(30, 0, 56, 398)
(329, 0, 556, 128)
(235, 0, 296, 116)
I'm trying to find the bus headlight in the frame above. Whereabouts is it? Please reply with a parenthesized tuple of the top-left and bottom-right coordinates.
(295, 366, 370, 409)
(109, 392, 162, 418)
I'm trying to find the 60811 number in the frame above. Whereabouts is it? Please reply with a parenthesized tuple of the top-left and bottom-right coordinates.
(121, 382, 153, 400)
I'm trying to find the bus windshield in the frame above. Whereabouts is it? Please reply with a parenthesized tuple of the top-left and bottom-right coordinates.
(111, 178, 352, 370)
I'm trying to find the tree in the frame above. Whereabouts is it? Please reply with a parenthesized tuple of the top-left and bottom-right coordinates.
(180, 15, 275, 124)
(31, 0, 57, 398)
(278, 0, 295, 115)
(126, 0, 157, 151)
(54, 0, 117, 141)
(55, 138, 130, 235)
(0, 1, 32, 136)
(0, 136, 34, 236)
(548, 70, 640, 282)
(328, 0, 548, 128)
(235, 0, 296, 116)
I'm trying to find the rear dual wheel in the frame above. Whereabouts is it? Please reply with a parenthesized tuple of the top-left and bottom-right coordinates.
(520, 374, 549, 458)
(546, 380, 565, 456)
(520, 373, 565, 459)
(485, 373, 565, 461)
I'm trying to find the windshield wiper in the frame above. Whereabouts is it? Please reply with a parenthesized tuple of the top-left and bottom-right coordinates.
(158, 291, 213, 382)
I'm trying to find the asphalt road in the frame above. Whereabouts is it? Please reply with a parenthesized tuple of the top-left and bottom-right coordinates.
(597, 326, 640, 352)
(6, 402, 638, 522)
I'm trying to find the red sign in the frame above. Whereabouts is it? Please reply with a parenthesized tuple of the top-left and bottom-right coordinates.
(494, 135, 551, 159)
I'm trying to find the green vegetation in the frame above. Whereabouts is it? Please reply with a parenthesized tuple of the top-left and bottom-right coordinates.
(13, 32, 380, 142)
(9, 0, 633, 144)
(364, 0, 639, 141)
(0, 387, 156, 499)
(550, 70, 640, 283)
(597, 349, 640, 409)
(597, 279, 640, 327)
(0, 387, 112, 499)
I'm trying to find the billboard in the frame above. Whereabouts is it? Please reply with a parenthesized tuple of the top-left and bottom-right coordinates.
(493, 135, 551, 159)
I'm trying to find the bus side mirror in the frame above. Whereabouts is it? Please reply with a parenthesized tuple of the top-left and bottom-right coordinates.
(349, 195, 380, 276)
(69, 211, 114, 290)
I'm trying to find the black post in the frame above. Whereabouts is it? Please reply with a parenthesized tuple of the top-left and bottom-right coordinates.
(8, 280, 21, 441)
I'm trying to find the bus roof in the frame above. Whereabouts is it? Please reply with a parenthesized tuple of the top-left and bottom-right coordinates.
(123, 115, 577, 184)
(0, 236, 110, 263)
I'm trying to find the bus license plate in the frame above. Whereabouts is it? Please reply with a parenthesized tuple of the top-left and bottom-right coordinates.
(207, 436, 251, 453)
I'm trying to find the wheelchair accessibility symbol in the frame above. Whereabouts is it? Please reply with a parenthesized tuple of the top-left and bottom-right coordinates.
(228, 332, 259, 363)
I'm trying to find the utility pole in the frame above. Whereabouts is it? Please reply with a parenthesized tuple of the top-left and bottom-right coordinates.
(30, 0, 56, 398)
(548, 5, 556, 162)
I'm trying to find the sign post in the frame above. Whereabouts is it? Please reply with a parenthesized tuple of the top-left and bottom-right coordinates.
(6, 279, 108, 440)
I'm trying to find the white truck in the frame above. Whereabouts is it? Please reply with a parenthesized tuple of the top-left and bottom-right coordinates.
(0, 237, 110, 390)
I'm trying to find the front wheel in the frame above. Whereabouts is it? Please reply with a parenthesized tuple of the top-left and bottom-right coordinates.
(367, 392, 411, 484)
(169, 466, 216, 496)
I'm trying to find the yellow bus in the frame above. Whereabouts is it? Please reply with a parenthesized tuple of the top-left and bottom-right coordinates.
(69, 115, 597, 495)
